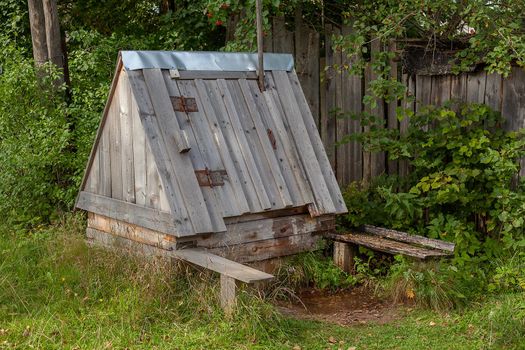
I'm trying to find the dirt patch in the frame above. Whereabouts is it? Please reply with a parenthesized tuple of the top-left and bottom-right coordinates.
(275, 287, 407, 326)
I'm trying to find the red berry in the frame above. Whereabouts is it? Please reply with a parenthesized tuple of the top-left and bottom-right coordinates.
(207, 12, 213, 18)
(215, 20, 223, 26)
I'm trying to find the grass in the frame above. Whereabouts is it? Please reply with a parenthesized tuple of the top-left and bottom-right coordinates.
(0, 214, 524, 349)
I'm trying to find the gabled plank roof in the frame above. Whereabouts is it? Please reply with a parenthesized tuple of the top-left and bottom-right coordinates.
(77, 51, 347, 237)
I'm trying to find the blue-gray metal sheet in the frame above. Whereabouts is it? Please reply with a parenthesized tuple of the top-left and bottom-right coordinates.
(120, 50, 294, 72)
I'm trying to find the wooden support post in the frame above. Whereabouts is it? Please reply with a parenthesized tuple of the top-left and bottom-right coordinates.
(220, 274, 237, 316)
(333, 241, 355, 274)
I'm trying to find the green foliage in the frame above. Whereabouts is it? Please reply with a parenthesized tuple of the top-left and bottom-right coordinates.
(0, 40, 71, 227)
(343, 103, 525, 264)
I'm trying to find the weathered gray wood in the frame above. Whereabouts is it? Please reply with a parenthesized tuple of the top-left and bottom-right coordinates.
(333, 241, 356, 274)
(127, 70, 193, 234)
(257, 78, 315, 206)
(175, 71, 258, 80)
(484, 72, 503, 111)
(238, 79, 294, 208)
(294, 11, 320, 128)
(216, 78, 272, 211)
(466, 70, 487, 104)
(193, 78, 251, 215)
(77, 191, 177, 234)
(342, 24, 363, 183)
(85, 145, 100, 194)
(220, 274, 237, 316)
(370, 38, 385, 177)
(173, 248, 274, 283)
(119, 72, 136, 203)
(287, 72, 347, 214)
(142, 69, 217, 233)
(363, 65, 372, 181)
(109, 85, 123, 200)
(99, 115, 112, 197)
(198, 213, 334, 248)
(255, 0, 264, 91)
(325, 232, 452, 259)
(88, 213, 177, 250)
(271, 71, 337, 215)
(226, 79, 283, 209)
(450, 73, 467, 107)
(272, 16, 293, 53)
(211, 232, 322, 263)
(28, 0, 48, 66)
(334, 24, 346, 185)
(174, 78, 234, 224)
(362, 225, 455, 252)
(387, 40, 399, 176)
(323, 24, 337, 168)
(131, 92, 147, 206)
(399, 73, 414, 179)
(202, 79, 263, 212)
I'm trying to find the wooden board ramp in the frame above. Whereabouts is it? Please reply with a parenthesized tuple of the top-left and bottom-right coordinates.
(325, 225, 455, 273)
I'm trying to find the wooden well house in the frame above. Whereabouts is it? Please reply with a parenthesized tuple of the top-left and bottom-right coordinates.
(76, 51, 347, 310)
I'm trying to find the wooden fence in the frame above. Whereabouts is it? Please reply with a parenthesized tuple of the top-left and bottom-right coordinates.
(261, 16, 525, 185)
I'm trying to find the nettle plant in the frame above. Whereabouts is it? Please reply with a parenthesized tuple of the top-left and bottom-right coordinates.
(342, 103, 525, 262)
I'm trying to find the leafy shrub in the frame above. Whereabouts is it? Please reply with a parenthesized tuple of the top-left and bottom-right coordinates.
(0, 40, 71, 228)
(342, 102, 525, 263)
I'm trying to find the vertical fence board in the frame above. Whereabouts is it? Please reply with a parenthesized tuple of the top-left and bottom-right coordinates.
(466, 71, 487, 104)
(484, 72, 503, 112)
(387, 40, 398, 175)
(322, 24, 337, 168)
(272, 17, 294, 53)
(370, 38, 385, 177)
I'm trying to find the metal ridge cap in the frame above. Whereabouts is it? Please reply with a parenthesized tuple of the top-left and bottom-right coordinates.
(120, 50, 294, 72)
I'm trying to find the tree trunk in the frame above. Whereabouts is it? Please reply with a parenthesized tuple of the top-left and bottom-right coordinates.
(43, 0, 65, 85)
(28, 0, 48, 66)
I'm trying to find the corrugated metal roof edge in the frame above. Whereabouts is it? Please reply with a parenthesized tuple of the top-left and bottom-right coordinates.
(120, 50, 294, 72)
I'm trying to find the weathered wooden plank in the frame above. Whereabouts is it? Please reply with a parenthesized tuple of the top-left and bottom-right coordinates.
(193, 79, 251, 215)
(119, 72, 136, 203)
(431, 75, 451, 107)
(272, 16, 294, 53)
(399, 73, 415, 179)
(216, 78, 273, 211)
(109, 84, 123, 200)
(211, 232, 322, 263)
(220, 274, 237, 316)
(363, 65, 372, 181)
(174, 78, 233, 226)
(88, 213, 177, 250)
(225, 79, 285, 209)
(387, 40, 399, 176)
(197, 213, 335, 248)
(323, 24, 337, 168)
(78, 191, 177, 234)
(370, 38, 385, 177)
(362, 225, 455, 252)
(173, 248, 274, 283)
(325, 232, 451, 259)
(287, 72, 347, 214)
(142, 69, 217, 233)
(466, 70, 487, 104)
(202, 79, 263, 212)
(450, 73, 467, 109)
(174, 71, 258, 80)
(238, 79, 294, 208)
(85, 146, 100, 193)
(294, 10, 320, 129)
(334, 25, 346, 185)
(130, 81, 147, 207)
(257, 79, 315, 206)
(333, 241, 356, 273)
(343, 25, 363, 183)
(127, 70, 193, 234)
(484, 72, 503, 112)
(271, 70, 337, 215)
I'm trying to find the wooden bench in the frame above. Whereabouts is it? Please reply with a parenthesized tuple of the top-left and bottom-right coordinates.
(170, 248, 274, 314)
(325, 225, 455, 273)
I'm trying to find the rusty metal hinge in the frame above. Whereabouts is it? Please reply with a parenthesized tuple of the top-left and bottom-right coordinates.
(195, 168, 228, 187)
(170, 96, 198, 113)
(267, 128, 277, 150)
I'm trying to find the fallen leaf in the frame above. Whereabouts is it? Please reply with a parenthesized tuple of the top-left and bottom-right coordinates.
(292, 346, 301, 350)
(348, 347, 357, 350)
(429, 321, 436, 326)
(406, 288, 415, 299)
(328, 336, 337, 344)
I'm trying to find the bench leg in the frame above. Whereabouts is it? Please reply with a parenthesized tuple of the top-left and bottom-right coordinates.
(220, 274, 237, 316)
(333, 241, 356, 274)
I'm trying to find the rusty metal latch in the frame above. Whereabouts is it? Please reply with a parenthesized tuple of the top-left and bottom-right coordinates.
(195, 168, 228, 187)
(170, 96, 198, 113)
(267, 128, 277, 150)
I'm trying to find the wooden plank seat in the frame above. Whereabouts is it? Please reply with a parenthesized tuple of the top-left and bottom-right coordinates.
(325, 225, 455, 273)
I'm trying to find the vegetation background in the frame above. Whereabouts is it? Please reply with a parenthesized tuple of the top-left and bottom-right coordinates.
(0, 0, 524, 348)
